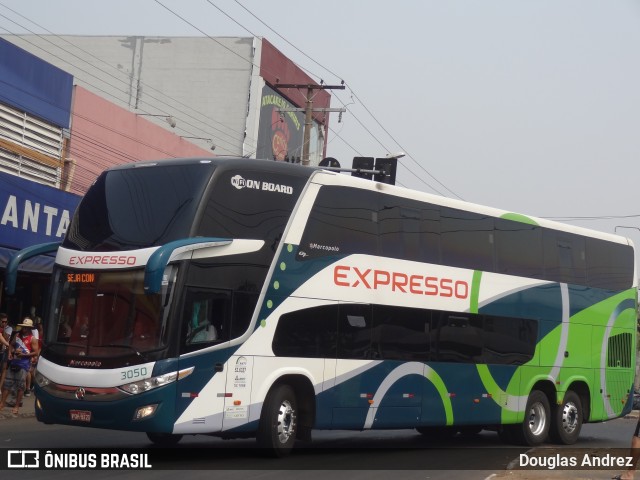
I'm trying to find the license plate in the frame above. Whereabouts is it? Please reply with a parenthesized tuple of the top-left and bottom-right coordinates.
(70, 409, 92, 422)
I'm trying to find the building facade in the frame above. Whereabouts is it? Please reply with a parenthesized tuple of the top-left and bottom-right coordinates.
(0, 38, 214, 320)
(0, 34, 332, 321)
(2, 35, 332, 166)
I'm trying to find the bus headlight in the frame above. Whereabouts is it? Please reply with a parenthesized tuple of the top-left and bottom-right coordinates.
(120, 372, 177, 394)
(133, 404, 158, 420)
(35, 370, 51, 388)
(118, 367, 194, 395)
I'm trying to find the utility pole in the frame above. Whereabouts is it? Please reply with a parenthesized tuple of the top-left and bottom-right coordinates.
(274, 83, 345, 166)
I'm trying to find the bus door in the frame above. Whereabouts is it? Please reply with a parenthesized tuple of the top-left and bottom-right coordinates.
(222, 291, 259, 430)
(177, 288, 233, 432)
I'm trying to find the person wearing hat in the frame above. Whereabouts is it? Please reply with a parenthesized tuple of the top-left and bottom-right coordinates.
(0, 317, 40, 416)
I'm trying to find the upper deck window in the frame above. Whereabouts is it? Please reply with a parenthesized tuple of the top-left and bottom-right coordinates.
(64, 164, 212, 251)
(198, 170, 307, 243)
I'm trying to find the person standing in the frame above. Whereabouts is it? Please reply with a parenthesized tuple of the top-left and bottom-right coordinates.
(0, 317, 40, 416)
(25, 320, 44, 397)
(613, 416, 640, 480)
(0, 313, 12, 389)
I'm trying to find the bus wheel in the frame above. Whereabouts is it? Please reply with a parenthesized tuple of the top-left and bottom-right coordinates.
(146, 432, 183, 446)
(515, 390, 550, 446)
(550, 390, 582, 445)
(257, 384, 298, 457)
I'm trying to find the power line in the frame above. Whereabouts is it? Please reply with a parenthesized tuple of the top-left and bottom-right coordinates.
(153, 0, 273, 78)
(201, 1, 444, 193)
(542, 214, 640, 221)
(230, 0, 462, 199)
(233, 0, 342, 83)
(4, 0, 461, 199)
(345, 87, 462, 200)
(0, 2, 256, 152)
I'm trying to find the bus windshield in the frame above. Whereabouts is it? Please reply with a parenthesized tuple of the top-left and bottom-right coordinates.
(63, 163, 213, 251)
(47, 267, 174, 358)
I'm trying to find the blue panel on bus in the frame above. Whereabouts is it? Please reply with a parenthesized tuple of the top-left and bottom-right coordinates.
(0, 38, 73, 128)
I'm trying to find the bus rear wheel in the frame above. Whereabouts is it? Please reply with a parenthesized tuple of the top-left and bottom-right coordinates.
(550, 390, 582, 445)
(146, 432, 183, 446)
(508, 390, 550, 446)
(257, 384, 298, 457)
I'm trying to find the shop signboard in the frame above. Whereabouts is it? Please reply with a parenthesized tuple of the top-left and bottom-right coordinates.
(0, 171, 80, 253)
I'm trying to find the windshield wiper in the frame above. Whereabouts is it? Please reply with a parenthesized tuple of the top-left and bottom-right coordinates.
(97, 344, 148, 360)
(46, 342, 92, 352)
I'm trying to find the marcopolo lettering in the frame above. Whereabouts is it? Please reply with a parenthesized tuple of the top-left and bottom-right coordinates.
(333, 265, 469, 299)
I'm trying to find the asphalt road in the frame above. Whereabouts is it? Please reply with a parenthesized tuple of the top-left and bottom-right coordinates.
(0, 402, 637, 480)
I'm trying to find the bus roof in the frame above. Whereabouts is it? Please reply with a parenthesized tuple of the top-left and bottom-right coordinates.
(308, 168, 633, 247)
(107, 157, 314, 177)
(105, 157, 632, 247)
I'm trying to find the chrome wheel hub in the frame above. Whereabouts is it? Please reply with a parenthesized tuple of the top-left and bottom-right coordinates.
(527, 402, 547, 437)
(561, 402, 579, 434)
(276, 399, 296, 444)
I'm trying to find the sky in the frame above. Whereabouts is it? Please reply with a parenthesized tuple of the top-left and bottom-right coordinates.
(1, 0, 640, 260)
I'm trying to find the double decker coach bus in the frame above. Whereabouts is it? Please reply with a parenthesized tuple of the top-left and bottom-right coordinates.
(6, 157, 637, 456)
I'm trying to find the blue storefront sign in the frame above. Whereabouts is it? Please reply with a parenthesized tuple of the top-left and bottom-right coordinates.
(0, 171, 80, 272)
(0, 38, 73, 128)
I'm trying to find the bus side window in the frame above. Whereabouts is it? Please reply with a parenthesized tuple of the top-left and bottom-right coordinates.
(337, 304, 372, 360)
(272, 305, 338, 358)
(231, 292, 259, 339)
(432, 312, 484, 363)
(183, 288, 231, 350)
(371, 305, 431, 361)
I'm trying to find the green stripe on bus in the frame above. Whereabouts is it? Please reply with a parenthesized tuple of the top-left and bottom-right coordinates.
(500, 212, 539, 226)
(470, 270, 483, 314)
(425, 366, 455, 426)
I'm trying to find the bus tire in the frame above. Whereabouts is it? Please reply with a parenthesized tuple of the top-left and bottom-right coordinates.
(146, 432, 183, 446)
(514, 390, 550, 446)
(257, 384, 298, 457)
(549, 390, 582, 445)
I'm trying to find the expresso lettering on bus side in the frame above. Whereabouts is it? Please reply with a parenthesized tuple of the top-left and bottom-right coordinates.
(333, 265, 469, 299)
